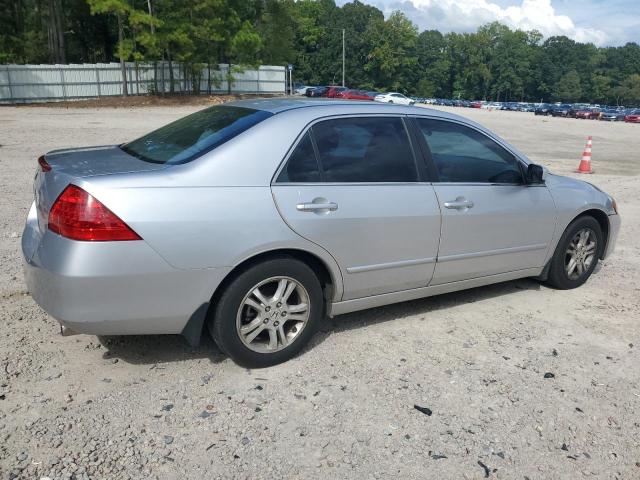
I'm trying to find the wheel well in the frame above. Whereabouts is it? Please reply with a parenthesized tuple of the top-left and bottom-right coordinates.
(575, 209, 609, 258)
(208, 249, 335, 319)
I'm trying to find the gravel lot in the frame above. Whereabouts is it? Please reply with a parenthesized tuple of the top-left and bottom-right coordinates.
(1, 101, 639, 479)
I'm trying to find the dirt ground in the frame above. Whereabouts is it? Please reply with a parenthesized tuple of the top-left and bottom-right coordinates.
(0, 100, 639, 479)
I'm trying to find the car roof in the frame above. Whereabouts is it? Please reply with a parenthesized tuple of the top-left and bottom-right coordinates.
(226, 97, 426, 115)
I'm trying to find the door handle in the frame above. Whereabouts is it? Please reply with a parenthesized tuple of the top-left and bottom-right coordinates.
(296, 201, 338, 212)
(443, 198, 474, 210)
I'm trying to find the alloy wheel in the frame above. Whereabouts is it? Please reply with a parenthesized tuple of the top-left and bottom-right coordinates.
(236, 276, 310, 353)
(564, 228, 597, 280)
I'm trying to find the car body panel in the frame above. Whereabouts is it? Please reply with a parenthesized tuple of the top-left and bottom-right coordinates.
(541, 173, 619, 262)
(22, 99, 621, 341)
(430, 184, 556, 284)
(272, 184, 441, 300)
(23, 202, 228, 335)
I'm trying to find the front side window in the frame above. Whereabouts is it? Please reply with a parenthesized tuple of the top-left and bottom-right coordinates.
(312, 117, 417, 183)
(416, 118, 523, 184)
(122, 106, 273, 164)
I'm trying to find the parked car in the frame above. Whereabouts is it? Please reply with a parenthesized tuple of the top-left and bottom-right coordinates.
(470, 101, 482, 108)
(600, 109, 626, 121)
(326, 86, 348, 98)
(518, 103, 535, 112)
(374, 92, 415, 105)
(575, 108, 600, 120)
(550, 104, 573, 117)
(294, 86, 315, 96)
(481, 102, 502, 110)
(22, 100, 620, 367)
(534, 104, 554, 116)
(305, 86, 328, 97)
(339, 89, 375, 101)
(624, 109, 640, 123)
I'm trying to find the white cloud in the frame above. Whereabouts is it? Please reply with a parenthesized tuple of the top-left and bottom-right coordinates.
(366, 0, 610, 45)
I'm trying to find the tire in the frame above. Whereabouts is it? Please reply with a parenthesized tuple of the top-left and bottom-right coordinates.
(546, 216, 603, 290)
(208, 257, 324, 368)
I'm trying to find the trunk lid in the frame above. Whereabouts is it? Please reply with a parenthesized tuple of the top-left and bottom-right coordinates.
(43, 145, 168, 177)
(34, 145, 167, 233)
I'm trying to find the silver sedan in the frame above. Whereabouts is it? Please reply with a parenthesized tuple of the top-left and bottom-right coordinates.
(22, 99, 620, 367)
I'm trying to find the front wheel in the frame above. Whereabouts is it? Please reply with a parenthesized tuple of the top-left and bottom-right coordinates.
(546, 216, 603, 289)
(208, 257, 324, 367)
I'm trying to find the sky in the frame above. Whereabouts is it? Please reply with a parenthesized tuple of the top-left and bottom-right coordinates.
(337, 0, 640, 46)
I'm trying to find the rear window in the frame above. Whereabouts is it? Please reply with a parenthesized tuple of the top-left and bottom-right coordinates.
(121, 105, 272, 164)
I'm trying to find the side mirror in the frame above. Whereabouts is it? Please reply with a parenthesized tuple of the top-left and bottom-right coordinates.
(526, 163, 544, 184)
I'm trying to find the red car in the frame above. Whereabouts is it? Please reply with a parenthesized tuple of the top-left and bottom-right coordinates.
(470, 101, 482, 108)
(339, 89, 375, 101)
(625, 110, 640, 123)
(575, 108, 601, 120)
(326, 86, 348, 98)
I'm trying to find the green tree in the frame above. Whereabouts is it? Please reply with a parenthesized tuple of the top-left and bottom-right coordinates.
(553, 70, 582, 101)
(86, 0, 135, 95)
(364, 11, 418, 93)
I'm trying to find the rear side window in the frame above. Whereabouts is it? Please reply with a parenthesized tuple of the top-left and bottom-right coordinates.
(121, 106, 272, 164)
(276, 132, 321, 183)
(313, 117, 417, 183)
(416, 118, 523, 184)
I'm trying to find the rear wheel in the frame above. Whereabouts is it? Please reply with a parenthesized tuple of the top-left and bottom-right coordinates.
(546, 216, 603, 289)
(209, 258, 323, 367)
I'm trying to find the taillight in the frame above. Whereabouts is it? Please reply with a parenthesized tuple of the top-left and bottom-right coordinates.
(48, 185, 141, 241)
(38, 155, 51, 172)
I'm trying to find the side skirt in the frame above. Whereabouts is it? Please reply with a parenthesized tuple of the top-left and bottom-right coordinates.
(329, 267, 543, 317)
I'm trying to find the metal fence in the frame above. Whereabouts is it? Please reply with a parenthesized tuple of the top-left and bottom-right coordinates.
(0, 62, 286, 104)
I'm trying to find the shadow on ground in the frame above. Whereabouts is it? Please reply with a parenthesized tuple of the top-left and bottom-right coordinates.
(98, 278, 544, 365)
(97, 333, 227, 366)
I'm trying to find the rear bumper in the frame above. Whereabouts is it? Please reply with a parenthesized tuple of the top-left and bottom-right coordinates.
(604, 213, 621, 260)
(22, 202, 230, 336)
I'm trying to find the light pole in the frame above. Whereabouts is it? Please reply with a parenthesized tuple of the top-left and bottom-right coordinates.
(326, 27, 346, 87)
(342, 28, 345, 87)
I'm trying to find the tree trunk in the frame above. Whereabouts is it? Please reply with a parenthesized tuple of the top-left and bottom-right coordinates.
(54, 0, 65, 63)
(167, 50, 174, 93)
(146, 0, 155, 35)
(153, 61, 158, 94)
(225, 58, 232, 95)
(47, 0, 65, 63)
(117, 13, 128, 97)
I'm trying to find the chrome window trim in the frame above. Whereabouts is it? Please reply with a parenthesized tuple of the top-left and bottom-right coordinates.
(271, 113, 421, 185)
(409, 114, 535, 186)
(273, 182, 435, 187)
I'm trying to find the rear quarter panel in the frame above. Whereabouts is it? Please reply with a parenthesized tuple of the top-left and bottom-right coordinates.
(81, 180, 345, 301)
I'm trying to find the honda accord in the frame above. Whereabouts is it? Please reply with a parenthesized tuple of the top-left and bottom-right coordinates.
(22, 99, 620, 367)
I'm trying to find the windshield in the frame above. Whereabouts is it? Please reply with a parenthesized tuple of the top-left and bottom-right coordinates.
(121, 105, 273, 164)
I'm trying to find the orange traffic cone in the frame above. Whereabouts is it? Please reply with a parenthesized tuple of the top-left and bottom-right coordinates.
(576, 136, 593, 174)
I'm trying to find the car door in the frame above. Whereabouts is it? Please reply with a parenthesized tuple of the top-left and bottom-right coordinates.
(412, 116, 556, 285)
(271, 115, 441, 301)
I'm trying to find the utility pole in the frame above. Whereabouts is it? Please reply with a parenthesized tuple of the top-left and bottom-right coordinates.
(342, 29, 345, 87)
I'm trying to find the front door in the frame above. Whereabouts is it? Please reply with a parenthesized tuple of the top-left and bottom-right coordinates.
(413, 117, 556, 285)
(271, 116, 441, 300)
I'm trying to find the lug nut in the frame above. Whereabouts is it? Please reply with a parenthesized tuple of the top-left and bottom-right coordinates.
(263, 319, 269, 324)
(265, 306, 271, 312)
(281, 311, 287, 317)
(273, 321, 279, 327)
(276, 302, 282, 308)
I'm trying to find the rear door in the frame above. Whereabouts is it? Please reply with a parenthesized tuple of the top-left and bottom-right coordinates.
(271, 115, 441, 301)
(412, 117, 556, 285)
